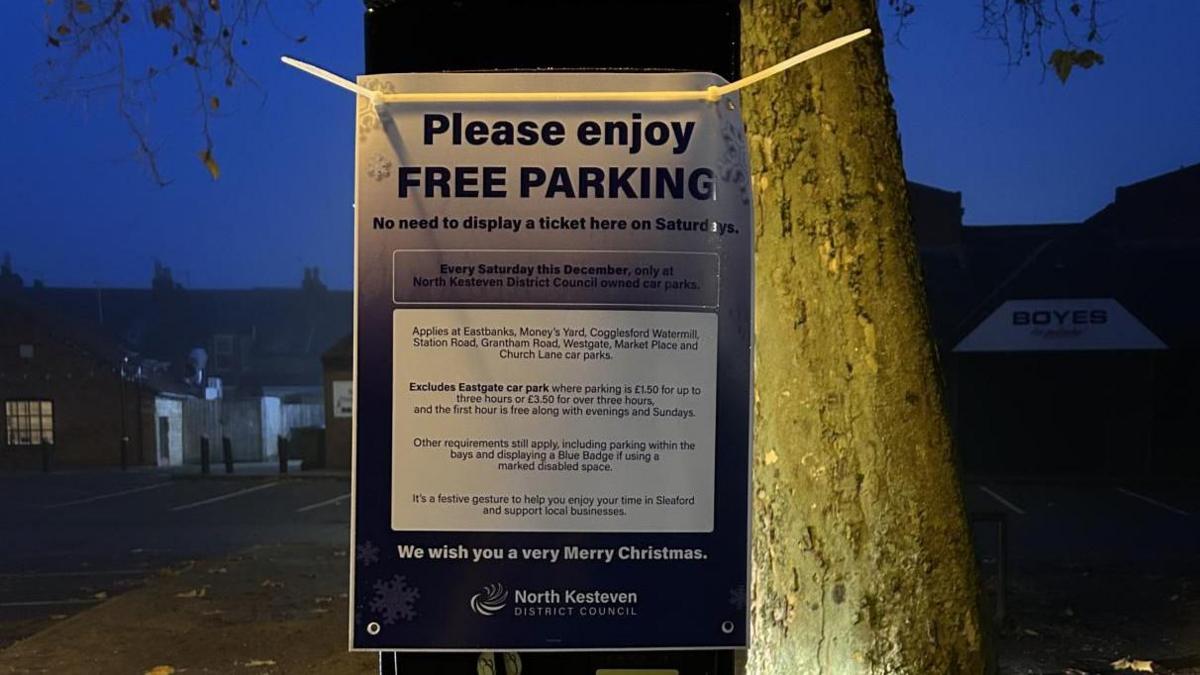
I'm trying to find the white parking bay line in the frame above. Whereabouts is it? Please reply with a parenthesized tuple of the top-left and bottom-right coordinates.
(978, 485, 1027, 516)
(296, 493, 351, 513)
(0, 569, 146, 579)
(44, 482, 173, 509)
(170, 482, 278, 512)
(1117, 487, 1191, 516)
(0, 598, 103, 608)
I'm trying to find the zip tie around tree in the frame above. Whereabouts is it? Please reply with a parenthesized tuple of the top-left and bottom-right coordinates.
(281, 28, 870, 110)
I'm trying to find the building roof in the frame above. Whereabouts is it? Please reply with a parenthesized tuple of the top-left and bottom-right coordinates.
(1087, 162, 1200, 240)
(0, 294, 201, 396)
(908, 181, 964, 248)
(322, 334, 353, 369)
(12, 285, 351, 392)
(915, 163, 1200, 350)
(0, 294, 125, 363)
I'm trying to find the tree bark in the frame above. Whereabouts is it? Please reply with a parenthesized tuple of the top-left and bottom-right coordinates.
(741, 2, 987, 673)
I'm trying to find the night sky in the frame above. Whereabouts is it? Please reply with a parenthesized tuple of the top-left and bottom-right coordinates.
(1, 2, 1196, 290)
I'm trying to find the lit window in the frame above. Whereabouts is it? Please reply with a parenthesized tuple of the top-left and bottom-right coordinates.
(5, 400, 54, 446)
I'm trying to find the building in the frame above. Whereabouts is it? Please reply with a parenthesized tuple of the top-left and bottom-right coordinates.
(913, 163, 1200, 478)
(26, 265, 351, 402)
(1, 265, 351, 469)
(0, 296, 185, 469)
(321, 335, 354, 470)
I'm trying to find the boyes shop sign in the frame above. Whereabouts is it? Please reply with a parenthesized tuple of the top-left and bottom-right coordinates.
(954, 298, 1166, 352)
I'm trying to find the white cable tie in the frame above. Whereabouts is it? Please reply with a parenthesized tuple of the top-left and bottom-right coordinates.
(280, 55, 385, 108)
(707, 28, 872, 101)
(281, 28, 871, 105)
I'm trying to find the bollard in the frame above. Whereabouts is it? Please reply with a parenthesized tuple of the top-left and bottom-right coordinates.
(120, 435, 129, 471)
(278, 435, 289, 474)
(222, 436, 234, 474)
(969, 512, 1009, 624)
(41, 438, 51, 473)
(200, 435, 211, 475)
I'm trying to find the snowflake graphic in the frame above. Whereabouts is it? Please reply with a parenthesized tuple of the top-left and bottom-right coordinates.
(357, 78, 396, 141)
(366, 154, 393, 182)
(729, 584, 747, 610)
(717, 101, 751, 206)
(357, 540, 381, 567)
(370, 575, 419, 624)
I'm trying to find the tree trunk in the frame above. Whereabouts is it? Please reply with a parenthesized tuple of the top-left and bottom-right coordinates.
(740, 2, 987, 673)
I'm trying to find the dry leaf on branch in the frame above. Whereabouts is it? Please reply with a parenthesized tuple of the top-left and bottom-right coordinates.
(199, 148, 220, 180)
(1111, 657, 1156, 672)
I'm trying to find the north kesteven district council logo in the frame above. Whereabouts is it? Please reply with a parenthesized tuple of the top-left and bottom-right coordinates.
(470, 583, 509, 616)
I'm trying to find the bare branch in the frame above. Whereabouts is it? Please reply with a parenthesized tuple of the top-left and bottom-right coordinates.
(979, 0, 1105, 74)
(40, 0, 319, 184)
(884, 0, 918, 46)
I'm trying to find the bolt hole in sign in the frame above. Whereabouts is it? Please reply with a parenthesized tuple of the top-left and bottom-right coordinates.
(349, 71, 751, 653)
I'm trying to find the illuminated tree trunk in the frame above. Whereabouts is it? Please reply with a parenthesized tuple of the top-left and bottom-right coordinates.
(741, 1, 987, 673)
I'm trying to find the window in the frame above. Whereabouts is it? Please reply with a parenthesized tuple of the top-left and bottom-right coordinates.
(5, 400, 54, 446)
(213, 334, 234, 355)
(213, 334, 235, 372)
(18, 344, 33, 359)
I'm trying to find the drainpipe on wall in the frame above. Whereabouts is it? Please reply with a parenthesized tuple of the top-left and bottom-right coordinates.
(118, 356, 128, 470)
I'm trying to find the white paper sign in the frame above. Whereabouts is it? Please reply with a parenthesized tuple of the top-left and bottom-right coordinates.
(351, 72, 752, 651)
(332, 380, 353, 418)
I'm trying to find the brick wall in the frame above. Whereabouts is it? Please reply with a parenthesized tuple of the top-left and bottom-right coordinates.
(0, 313, 154, 469)
(322, 364, 352, 470)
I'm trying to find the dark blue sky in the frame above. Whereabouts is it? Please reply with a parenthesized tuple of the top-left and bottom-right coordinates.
(1, 2, 1197, 290)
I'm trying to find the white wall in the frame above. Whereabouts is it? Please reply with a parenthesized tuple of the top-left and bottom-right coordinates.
(260, 396, 282, 460)
(153, 397, 184, 466)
